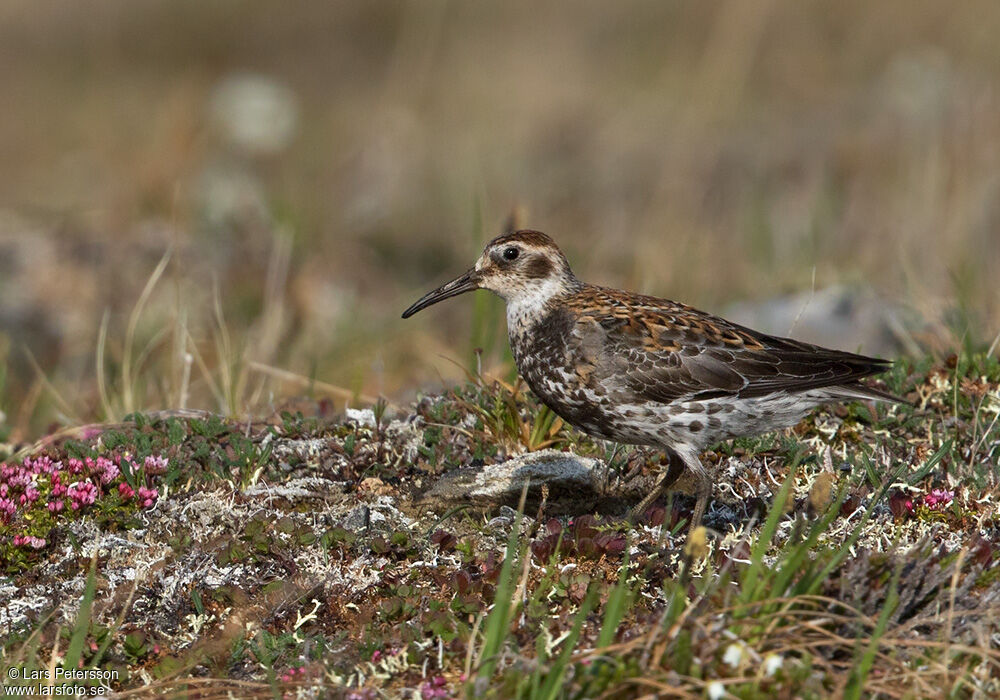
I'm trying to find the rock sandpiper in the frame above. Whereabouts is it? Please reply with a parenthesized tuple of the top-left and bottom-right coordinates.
(403, 230, 902, 531)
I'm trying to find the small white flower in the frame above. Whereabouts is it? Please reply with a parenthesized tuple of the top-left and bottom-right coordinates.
(707, 681, 726, 700)
(722, 642, 743, 668)
(764, 653, 783, 677)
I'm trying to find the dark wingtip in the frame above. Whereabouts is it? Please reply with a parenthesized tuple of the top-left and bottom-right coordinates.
(848, 357, 911, 405)
(857, 383, 911, 405)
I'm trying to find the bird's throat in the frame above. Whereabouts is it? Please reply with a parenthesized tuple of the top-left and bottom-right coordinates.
(502, 275, 581, 334)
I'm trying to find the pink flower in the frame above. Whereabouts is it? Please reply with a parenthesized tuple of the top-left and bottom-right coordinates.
(0, 497, 15, 521)
(420, 676, 451, 699)
(47, 499, 64, 513)
(119, 482, 135, 500)
(24, 456, 57, 475)
(67, 481, 97, 510)
(41, 457, 60, 475)
(137, 486, 158, 508)
(144, 455, 169, 474)
(67, 458, 85, 474)
(19, 486, 40, 505)
(924, 489, 954, 510)
(96, 457, 119, 484)
(279, 666, 307, 683)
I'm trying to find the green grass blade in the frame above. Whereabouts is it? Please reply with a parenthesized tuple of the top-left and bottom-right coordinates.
(907, 438, 953, 485)
(472, 505, 523, 693)
(597, 545, 631, 649)
(739, 466, 797, 606)
(538, 586, 598, 700)
(529, 626, 549, 698)
(844, 567, 900, 699)
(64, 555, 98, 671)
(800, 467, 902, 597)
(251, 632, 282, 699)
(770, 488, 848, 597)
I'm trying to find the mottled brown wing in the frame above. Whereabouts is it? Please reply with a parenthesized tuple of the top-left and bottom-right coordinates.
(570, 290, 893, 404)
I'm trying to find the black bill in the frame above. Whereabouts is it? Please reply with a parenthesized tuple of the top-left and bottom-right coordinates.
(401, 268, 482, 318)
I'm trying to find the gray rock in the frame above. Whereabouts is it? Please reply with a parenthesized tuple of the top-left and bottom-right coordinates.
(421, 449, 610, 514)
(342, 504, 375, 532)
(345, 408, 377, 428)
(486, 505, 536, 533)
(242, 477, 346, 501)
(725, 285, 922, 357)
(340, 499, 410, 533)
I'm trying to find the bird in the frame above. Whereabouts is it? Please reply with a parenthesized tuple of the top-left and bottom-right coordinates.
(402, 230, 903, 532)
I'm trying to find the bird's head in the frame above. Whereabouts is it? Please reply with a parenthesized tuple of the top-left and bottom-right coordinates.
(402, 230, 578, 318)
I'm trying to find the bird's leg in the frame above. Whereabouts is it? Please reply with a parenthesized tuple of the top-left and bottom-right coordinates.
(688, 471, 713, 534)
(628, 450, 684, 522)
(672, 448, 712, 534)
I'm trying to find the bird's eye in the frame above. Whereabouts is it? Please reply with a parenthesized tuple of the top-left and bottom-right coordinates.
(502, 247, 519, 261)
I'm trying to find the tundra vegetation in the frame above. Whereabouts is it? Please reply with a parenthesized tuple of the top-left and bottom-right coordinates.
(1, 346, 998, 698)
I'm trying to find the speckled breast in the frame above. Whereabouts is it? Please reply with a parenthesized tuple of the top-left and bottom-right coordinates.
(509, 308, 619, 440)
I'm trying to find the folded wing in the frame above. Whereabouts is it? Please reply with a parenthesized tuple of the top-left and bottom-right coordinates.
(567, 289, 898, 404)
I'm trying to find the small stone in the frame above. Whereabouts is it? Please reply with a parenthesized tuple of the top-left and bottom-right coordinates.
(342, 505, 373, 532)
(345, 408, 377, 428)
(420, 450, 607, 514)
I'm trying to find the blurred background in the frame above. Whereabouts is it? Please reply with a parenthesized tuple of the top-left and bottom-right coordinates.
(1, 0, 998, 440)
